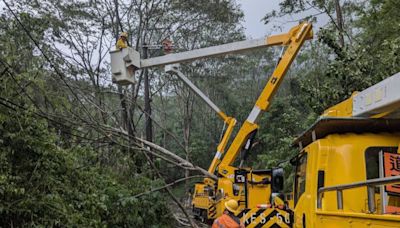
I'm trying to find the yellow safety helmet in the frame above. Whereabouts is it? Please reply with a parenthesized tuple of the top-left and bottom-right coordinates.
(120, 32, 128, 38)
(273, 196, 285, 210)
(273, 196, 285, 206)
(224, 199, 239, 213)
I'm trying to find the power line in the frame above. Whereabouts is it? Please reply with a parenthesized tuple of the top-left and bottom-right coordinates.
(1, 1, 193, 160)
(2, 0, 96, 123)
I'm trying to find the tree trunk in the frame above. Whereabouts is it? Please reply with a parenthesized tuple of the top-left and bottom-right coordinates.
(113, 0, 138, 173)
(334, 0, 345, 47)
(113, 0, 130, 133)
(143, 45, 153, 143)
(183, 92, 194, 192)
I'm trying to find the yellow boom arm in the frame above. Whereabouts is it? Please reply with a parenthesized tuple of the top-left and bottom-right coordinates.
(165, 65, 237, 175)
(218, 22, 313, 175)
(110, 22, 313, 178)
(208, 116, 237, 173)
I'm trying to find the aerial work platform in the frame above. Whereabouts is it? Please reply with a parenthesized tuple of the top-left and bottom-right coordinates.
(109, 22, 312, 86)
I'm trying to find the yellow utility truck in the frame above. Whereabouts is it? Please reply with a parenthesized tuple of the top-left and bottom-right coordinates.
(110, 20, 400, 226)
(191, 22, 313, 227)
(291, 72, 400, 227)
(110, 22, 313, 227)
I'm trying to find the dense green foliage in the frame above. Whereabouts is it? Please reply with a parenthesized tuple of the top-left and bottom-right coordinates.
(0, 0, 244, 226)
(0, 0, 399, 226)
(0, 9, 171, 225)
(255, 0, 400, 188)
(0, 108, 170, 227)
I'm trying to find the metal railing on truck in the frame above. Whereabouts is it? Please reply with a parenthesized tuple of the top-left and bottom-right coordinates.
(317, 175, 400, 213)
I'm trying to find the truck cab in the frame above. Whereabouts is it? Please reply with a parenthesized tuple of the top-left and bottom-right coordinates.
(292, 117, 400, 227)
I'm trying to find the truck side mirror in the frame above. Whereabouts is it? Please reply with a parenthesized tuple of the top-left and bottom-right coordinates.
(271, 168, 284, 192)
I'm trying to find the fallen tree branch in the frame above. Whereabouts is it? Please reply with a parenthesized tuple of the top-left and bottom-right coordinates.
(82, 124, 210, 228)
(172, 213, 191, 227)
(135, 137, 192, 166)
(135, 137, 217, 180)
(139, 142, 199, 228)
(103, 125, 217, 180)
(137, 147, 199, 171)
(130, 175, 205, 199)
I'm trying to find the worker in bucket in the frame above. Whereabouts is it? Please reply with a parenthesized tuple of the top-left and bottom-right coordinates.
(162, 38, 173, 54)
(116, 32, 128, 50)
(212, 199, 245, 228)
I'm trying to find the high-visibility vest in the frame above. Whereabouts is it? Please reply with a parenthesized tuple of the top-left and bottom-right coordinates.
(116, 38, 127, 49)
(212, 214, 244, 228)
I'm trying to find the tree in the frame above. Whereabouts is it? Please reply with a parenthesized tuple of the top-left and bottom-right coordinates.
(0, 0, 246, 226)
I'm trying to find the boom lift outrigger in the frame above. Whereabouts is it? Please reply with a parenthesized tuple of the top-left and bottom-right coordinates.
(110, 22, 313, 227)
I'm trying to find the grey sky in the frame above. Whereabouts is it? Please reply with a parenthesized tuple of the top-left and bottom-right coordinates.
(237, 0, 329, 38)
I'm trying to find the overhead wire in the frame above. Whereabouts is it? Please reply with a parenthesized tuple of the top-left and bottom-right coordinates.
(2, 0, 97, 124)
(2, 0, 194, 167)
(0, 56, 192, 172)
(1, 1, 138, 142)
(0, 58, 108, 145)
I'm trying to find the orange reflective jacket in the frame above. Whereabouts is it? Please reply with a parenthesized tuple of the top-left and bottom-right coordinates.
(212, 214, 244, 228)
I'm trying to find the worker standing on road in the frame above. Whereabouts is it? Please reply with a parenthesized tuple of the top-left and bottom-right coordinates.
(116, 32, 128, 50)
(212, 199, 245, 228)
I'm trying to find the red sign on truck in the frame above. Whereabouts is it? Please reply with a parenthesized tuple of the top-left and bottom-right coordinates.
(384, 152, 400, 194)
